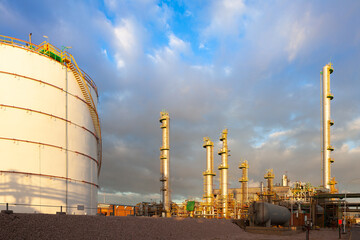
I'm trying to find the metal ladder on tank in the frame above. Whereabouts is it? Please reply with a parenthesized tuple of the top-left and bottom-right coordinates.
(62, 53, 102, 174)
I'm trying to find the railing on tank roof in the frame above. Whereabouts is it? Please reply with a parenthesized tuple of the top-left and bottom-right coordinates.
(80, 68, 98, 98)
(0, 34, 37, 50)
(0, 35, 98, 96)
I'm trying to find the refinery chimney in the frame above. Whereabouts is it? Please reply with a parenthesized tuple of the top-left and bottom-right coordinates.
(159, 111, 171, 217)
(203, 137, 216, 218)
(239, 160, 249, 206)
(218, 129, 229, 218)
(321, 63, 337, 191)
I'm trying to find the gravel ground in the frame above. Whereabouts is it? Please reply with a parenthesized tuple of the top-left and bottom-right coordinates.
(0, 213, 350, 240)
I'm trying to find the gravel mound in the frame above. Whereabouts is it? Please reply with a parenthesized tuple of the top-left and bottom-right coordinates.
(0, 213, 348, 240)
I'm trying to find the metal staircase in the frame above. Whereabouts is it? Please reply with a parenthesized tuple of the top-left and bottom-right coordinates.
(66, 57, 102, 175)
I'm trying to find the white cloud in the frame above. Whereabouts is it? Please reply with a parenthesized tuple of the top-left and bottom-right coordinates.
(348, 117, 360, 131)
(101, 48, 108, 57)
(333, 117, 360, 142)
(286, 22, 306, 62)
(111, 18, 143, 69)
(252, 141, 265, 149)
(184, 10, 192, 17)
(203, 0, 246, 38)
(190, 64, 214, 75)
(104, 0, 117, 10)
(116, 57, 125, 68)
(148, 33, 190, 64)
(168, 33, 189, 53)
(251, 129, 294, 149)
(224, 66, 232, 76)
(284, 12, 312, 62)
(114, 19, 137, 55)
(337, 142, 360, 154)
(269, 130, 292, 138)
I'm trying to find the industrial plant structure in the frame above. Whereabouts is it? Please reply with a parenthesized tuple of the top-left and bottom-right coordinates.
(159, 111, 171, 217)
(321, 63, 337, 193)
(202, 137, 216, 218)
(150, 95, 355, 227)
(263, 169, 275, 203)
(0, 35, 101, 215)
(238, 160, 248, 207)
(4, 34, 356, 229)
(218, 129, 230, 218)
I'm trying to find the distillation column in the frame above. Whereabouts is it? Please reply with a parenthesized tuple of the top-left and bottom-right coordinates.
(160, 111, 171, 217)
(239, 160, 249, 206)
(203, 137, 216, 218)
(264, 169, 274, 203)
(282, 175, 289, 187)
(218, 129, 229, 218)
(321, 63, 337, 191)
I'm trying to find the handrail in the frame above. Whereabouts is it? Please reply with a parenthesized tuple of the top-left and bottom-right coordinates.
(0, 35, 98, 96)
(80, 68, 98, 97)
(36, 41, 62, 56)
(68, 54, 102, 174)
(0, 35, 37, 50)
(69, 55, 98, 121)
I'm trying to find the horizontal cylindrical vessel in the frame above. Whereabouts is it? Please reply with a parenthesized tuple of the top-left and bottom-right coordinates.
(0, 36, 101, 215)
(250, 202, 290, 226)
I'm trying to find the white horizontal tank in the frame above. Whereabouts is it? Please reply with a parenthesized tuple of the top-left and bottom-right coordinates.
(0, 36, 101, 215)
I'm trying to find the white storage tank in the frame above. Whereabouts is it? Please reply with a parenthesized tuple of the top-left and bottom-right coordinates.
(0, 35, 101, 215)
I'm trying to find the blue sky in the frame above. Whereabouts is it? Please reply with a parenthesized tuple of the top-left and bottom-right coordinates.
(1, 0, 360, 204)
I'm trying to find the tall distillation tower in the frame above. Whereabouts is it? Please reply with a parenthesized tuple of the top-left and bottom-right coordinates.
(321, 63, 337, 192)
(239, 160, 249, 206)
(159, 111, 171, 217)
(218, 129, 229, 218)
(264, 169, 275, 203)
(203, 137, 216, 218)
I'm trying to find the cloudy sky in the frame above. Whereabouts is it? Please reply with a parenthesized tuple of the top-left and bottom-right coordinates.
(1, 0, 360, 204)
